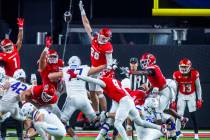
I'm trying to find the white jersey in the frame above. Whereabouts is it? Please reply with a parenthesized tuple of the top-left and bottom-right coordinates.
(142, 106, 171, 123)
(0, 78, 31, 103)
(62, 65, 90, 97)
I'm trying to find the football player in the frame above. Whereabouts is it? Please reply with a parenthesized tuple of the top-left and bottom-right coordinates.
(135, 96, 176, 140)
(172, 58, 202, 140)
(48, 56, 105, 140)
(0, 69, 29, 140)
(126, 53, 174, 113)
(68, 69, 168, 140)
(38, 36, 64, 90)
(79, 0, 113, 114)
(38, 36, 64, 117)
(0, 18, 24, 76)
(19, 84, 58, 107)
(21, 102, 66, 140)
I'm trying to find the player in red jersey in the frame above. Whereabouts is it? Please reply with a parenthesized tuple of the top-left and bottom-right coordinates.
(0, 18, 24, 76)
(79, 0, 113, 113)
(38, 36, 64, 90)
(125, 53, 175, 113)
(68, 69, 168, 140)
(20, 84, 58, 106)
(172, 58, 202, 140)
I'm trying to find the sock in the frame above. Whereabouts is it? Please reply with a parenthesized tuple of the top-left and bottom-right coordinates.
(190, 112, 199, 134)
(73, 135, 79, 140)
(128, 136, 132, 140)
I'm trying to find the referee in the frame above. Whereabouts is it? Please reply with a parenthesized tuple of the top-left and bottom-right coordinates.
(126, 57, 150, 140)
(129, 57, 149, 90)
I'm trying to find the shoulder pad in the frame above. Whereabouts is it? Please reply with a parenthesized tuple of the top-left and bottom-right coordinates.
(101, 42, 113, 53)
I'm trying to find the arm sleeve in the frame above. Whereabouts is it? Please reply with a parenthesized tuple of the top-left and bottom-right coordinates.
(195, 77, 202, 100)
(105, 53, 113, 67)
(77, 75, 106, 88)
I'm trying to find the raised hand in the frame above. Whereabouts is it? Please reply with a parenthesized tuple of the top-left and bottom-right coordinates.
(45, 36, 53, 48)
(79, 0, 86, 16)
(17, 18, 24, 29)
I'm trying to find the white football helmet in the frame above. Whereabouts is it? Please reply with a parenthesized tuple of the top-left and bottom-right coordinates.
(21, 102, 37, 118)
(0, 67, 6, 83)
(13, 69, 26, 80)
(144, 96, 160, 109)
(68, 56, 81, 67)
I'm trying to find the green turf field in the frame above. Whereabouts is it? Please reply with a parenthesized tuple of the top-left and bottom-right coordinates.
(4, 137, 210, 140)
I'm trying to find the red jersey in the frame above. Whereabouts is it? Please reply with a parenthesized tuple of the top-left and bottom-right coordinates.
(0, 46, 20, 76)
(40, 59, 64, 89)
(146, 65, 166, 90)
(173, 70, 199, 95)
(31, 85, 58, 106)
(129, 90, 146, 106)
(100, 77, 128, 103)
(90, 36, 113, 67)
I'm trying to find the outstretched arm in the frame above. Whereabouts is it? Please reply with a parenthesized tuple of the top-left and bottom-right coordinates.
(16, 18, 24, 51)
(68, 70, 106, 88)
(38, 36, 52, 72)
(78, 75, 106, 88)
(79, 0, 93, 41)
(88, 65, 106, 76)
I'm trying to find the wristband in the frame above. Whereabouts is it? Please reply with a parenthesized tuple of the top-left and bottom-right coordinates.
(43, 47, 49, 52)
(81, 10, 86, 16)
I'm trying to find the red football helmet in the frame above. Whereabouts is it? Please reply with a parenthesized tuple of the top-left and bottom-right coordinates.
(97, 28, 112, 44)
(101, 69, 115, 78)
(0, 39, 14, 53)
(140, 53, 156, 69)
(47, 50, 58, 64)
(41, 84, 56, 102)
(179, 58, 192, 74)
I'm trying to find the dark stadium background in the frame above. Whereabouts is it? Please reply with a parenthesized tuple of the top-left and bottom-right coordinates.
(0, 0, 210, 130)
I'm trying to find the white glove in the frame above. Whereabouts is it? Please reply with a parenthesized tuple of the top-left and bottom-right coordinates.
(120, 67, 130, 75)
(99, 111, 108, 123)
(107, 59, 118, 70)
(79, 0, 86, 16)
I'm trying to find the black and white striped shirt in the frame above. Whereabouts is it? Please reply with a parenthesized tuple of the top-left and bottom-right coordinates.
(129, 74, 149, 90)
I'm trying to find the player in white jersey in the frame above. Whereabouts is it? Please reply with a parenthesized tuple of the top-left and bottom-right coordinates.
(0, 68, 30, 122)
(21, 102, 66, 140)
(48, 56, 104, 140)
(135, 96, 176, 140)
